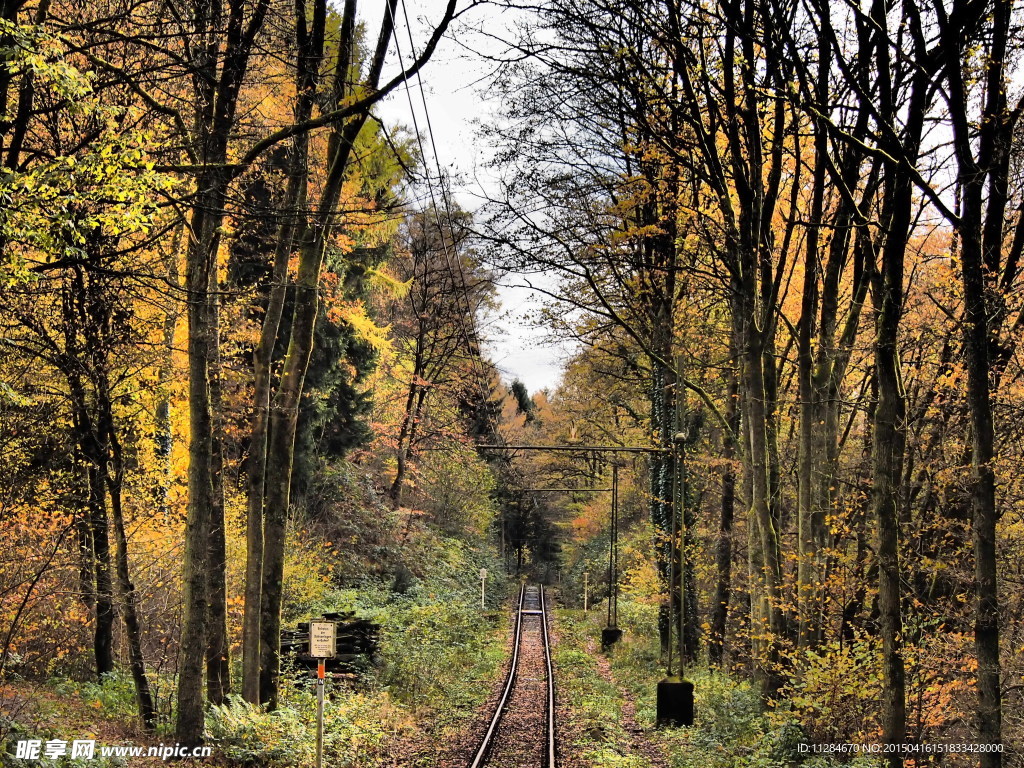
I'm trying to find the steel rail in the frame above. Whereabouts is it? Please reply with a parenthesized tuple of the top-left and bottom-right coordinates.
(540, 585, 556, 768)
(468, 584, 526, 768)
(468, 584, 557, 768)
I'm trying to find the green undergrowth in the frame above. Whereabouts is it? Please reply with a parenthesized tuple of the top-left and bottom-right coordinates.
(207, 555, 511, 767)
(568, 600, 883, 768)
(0, 719, 131, 768)
(0, 671, 178, 767)
(554, 609, 653, 767)
(3, 474, 513, 768)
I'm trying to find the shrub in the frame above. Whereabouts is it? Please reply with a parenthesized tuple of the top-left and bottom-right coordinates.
(784, 635, 882, 744)
(376, 594, 500, 718)
(321, 692, 409, 766)
(59, 672, 139, 724)
(687, 670, 766, 749)
(617, 601, 660, 644)
(206, 696, 313, 767)
(207, 688, 411, 768)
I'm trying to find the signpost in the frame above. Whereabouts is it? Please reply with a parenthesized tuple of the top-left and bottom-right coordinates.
(479, 568, 488, 609)
(583, 571, 589, 611)
(309, 620, 336, 768)
(309, 620, 337, 658)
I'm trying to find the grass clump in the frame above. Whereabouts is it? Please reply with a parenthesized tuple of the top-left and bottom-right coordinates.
(573, 600, 883, 768)
(554, 609, 654, 767)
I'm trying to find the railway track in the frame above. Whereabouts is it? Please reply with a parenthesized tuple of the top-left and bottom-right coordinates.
(469, 584, 556, 768)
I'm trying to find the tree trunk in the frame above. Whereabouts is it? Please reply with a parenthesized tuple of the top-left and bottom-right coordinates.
(797, 88, 825, 647)
(742, 311, 785, 692)
(389, 331, 425, 505)
(89, 464, 116, 680)
(873, 279, 908, 762)
(258, 0, 400, 708)
(868, 10, 932, 755)
(241, 125, 310, 703)
(941, 1, 1010, 758)
(155, 223, 183, 516)
(175, 0, 274, 737)
(958, 199, 1002, 762)
(176, 188, 222, 744)
(206, 319, 229, 706)
(259, 369, 304, 708)
(69, 379, 114, 679)
(101, 400, 157, 730)
(709, 356, 738, 666)
(871, 151, 920, 766)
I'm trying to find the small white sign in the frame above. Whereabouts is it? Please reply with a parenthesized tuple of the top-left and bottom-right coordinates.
(480, 568, 488, 579)
(309, 621, 336, 658)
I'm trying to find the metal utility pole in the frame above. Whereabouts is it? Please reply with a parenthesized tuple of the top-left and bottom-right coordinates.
(607, 465, 620, 629)
(477, 439, 688, 717)
(476, 444, 645, 647)
(657, 355, 694, 727)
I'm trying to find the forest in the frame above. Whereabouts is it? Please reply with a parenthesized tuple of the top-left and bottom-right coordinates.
(0, 0, 1022, 766)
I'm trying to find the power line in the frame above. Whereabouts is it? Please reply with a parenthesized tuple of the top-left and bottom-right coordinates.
(476, 444, 669, 454)
(388, 0, 505, 444)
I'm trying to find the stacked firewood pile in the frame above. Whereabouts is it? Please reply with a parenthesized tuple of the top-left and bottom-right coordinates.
(280, 611, 380, 675)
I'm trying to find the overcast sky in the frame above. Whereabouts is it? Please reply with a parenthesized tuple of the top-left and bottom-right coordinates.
(368, 1, 572, 394)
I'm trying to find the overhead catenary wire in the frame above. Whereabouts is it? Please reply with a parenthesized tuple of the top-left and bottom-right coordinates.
(389, 2, 622, 566)
(388, 0, 497, 421)
(386, 3, 543, 569)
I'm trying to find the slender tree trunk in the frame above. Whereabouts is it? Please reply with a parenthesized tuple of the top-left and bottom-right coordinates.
(797, 94, 825, 647)
(73, 257, 157, 726)
(242, 132, 309, 703)
(259, 0, 359, 709)
(259, 158, 362, 708)
(239, 0, 324, 702)
(872, 256, 907, 762)
(389, 331, 425, 505)
(176, 189, 222, 743)
(206, 317, 229, 706)
(252, 0, 458, 704)
(950, 156, 1004, 767)
(67, 367, 114, 677)
(176, 0, 273, 736)
(742, 311, 785, 692)
(871, 152, 919, 765)
(89, 463, 115, 679)
(65, 324, 115, 679)
(869, 15, 933, 754)
(76, 498, 95, 611)
(942, 2, 1010, 758)
(155, 224, 183, 516)
(710, 356, 738, 666)
(959, 204, 1002, 761)
(259, 0, 403, 708)
(259, 371, 304, 708)
(101, 399, 157, 730)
